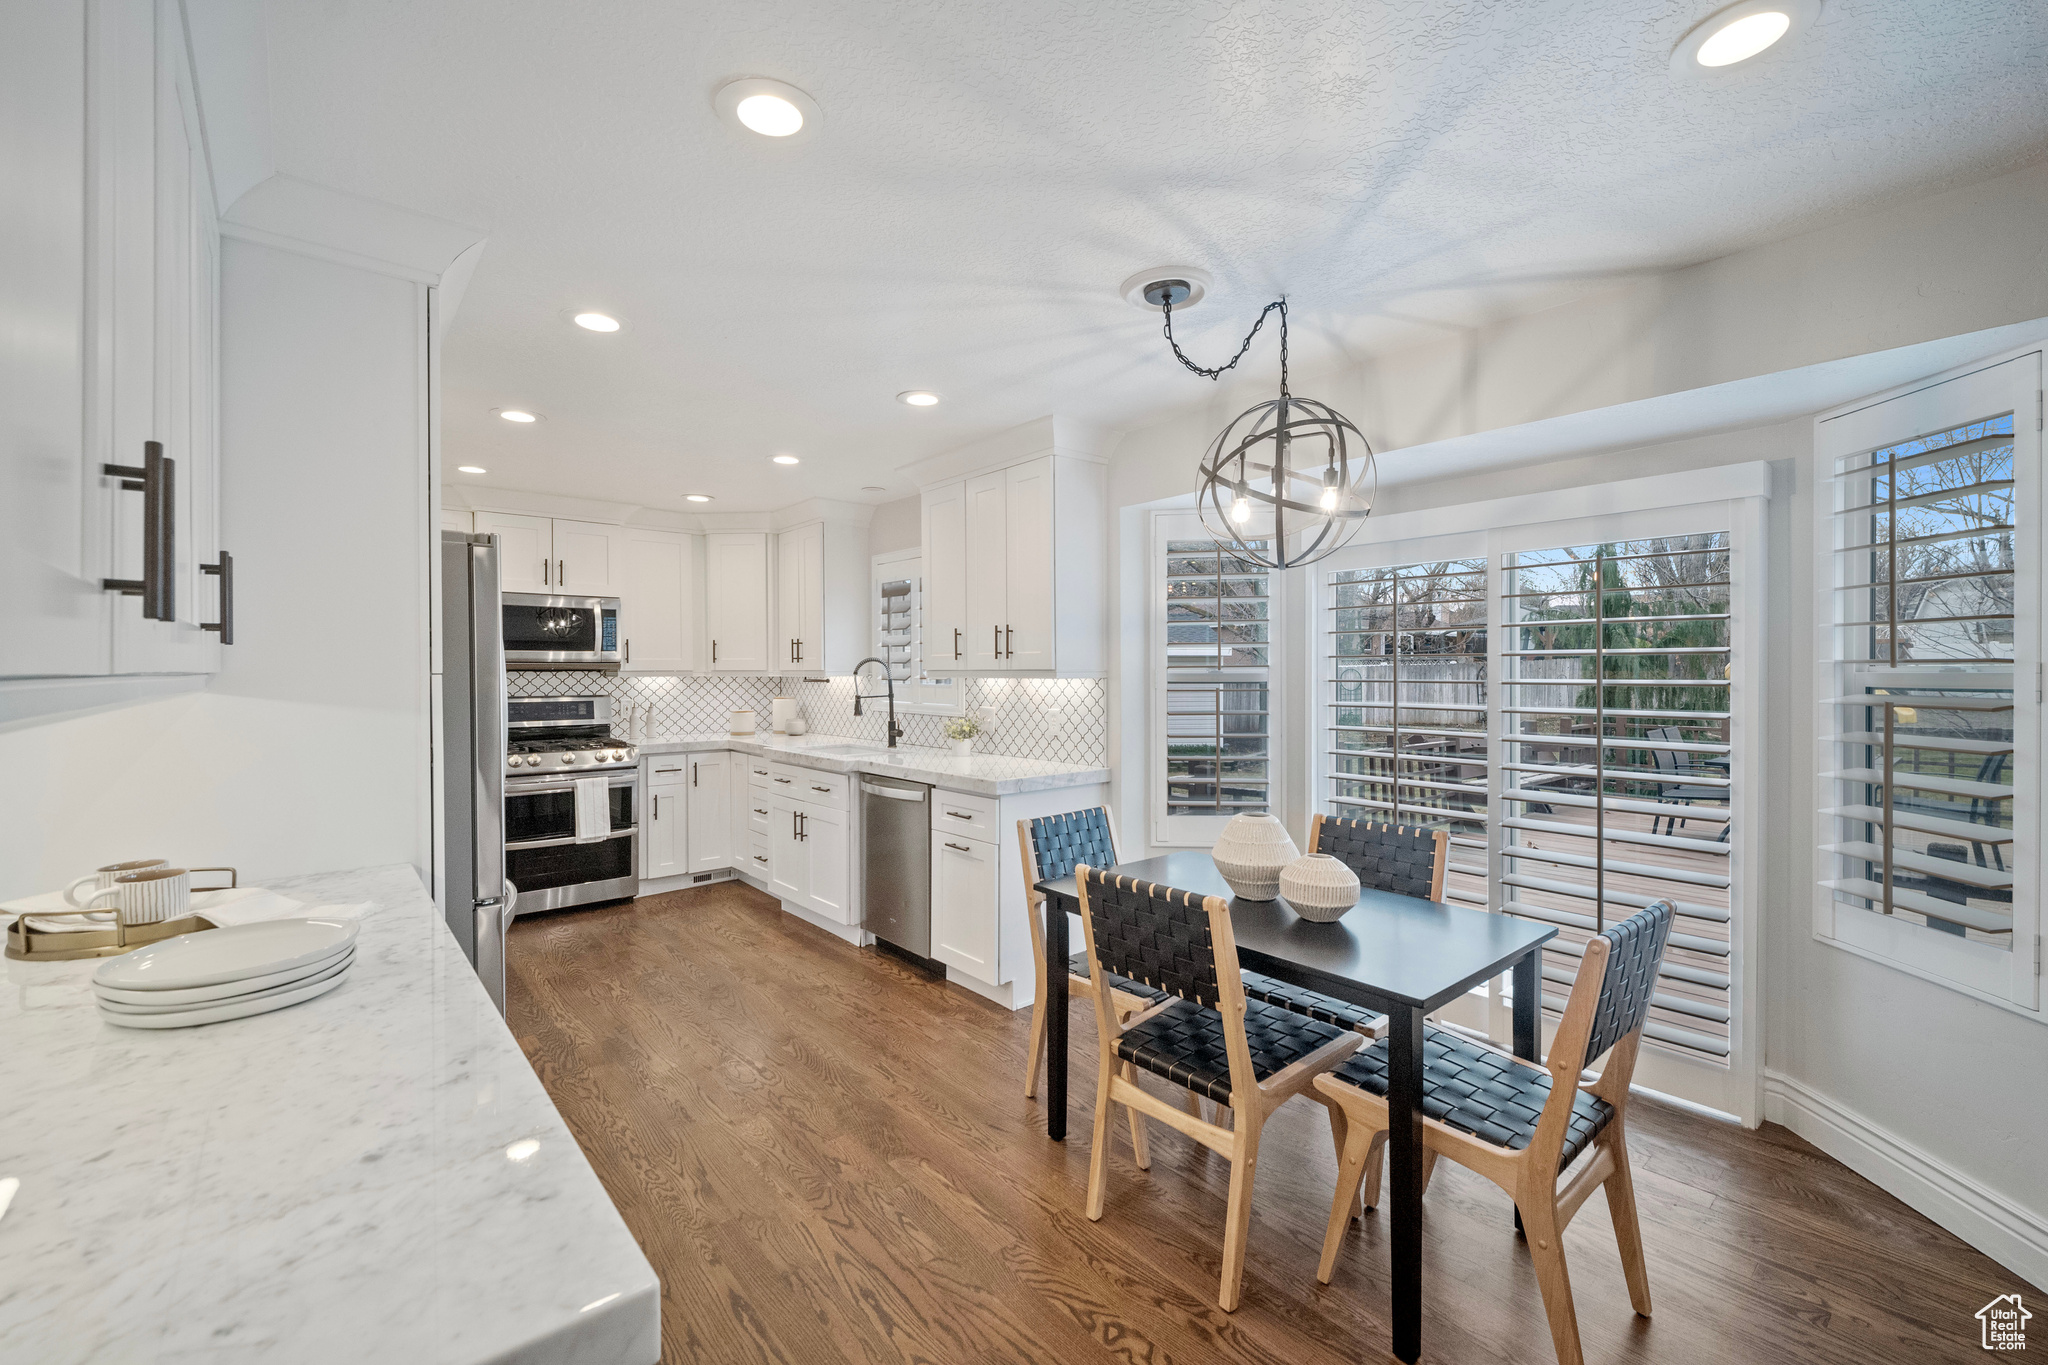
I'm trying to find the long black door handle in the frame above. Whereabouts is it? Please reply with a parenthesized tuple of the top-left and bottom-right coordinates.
(102, 441, 174, 620)
(201, 551, 233, 644)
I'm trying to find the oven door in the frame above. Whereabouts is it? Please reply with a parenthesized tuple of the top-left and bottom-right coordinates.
(502, 593, 622, 669)
(504, 772, 639, 911)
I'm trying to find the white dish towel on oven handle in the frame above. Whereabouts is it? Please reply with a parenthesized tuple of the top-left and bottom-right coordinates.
(573, 776, 610, 843)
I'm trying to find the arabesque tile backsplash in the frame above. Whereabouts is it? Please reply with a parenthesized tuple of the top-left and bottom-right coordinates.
(508, 672, 1107, 768)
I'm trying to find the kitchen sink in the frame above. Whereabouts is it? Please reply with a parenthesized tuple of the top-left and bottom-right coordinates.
(792, 743, 886, 757)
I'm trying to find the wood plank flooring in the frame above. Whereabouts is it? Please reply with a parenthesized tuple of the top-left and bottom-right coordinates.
(509, 880, 2031, 1365)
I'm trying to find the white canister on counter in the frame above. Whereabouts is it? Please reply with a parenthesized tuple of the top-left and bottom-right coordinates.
(728, 709, 756, 735)
(770, 696, 797, 734)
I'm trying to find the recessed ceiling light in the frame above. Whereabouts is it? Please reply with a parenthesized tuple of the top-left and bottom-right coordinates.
(1671, 0, 1817, 75)
(714, 78, 820, 143)
(457, 466, 487, 474)
(897, 391, 940, 407)
(772, 455, 800, 465)
(685, 493, 713, 502)
(573, 312, 620, 332)
(497, 409, 539, 423)
(861, 486, 886, 493)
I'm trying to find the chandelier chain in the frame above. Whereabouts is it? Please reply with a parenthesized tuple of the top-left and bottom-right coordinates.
(1161, 297, 1289, 396)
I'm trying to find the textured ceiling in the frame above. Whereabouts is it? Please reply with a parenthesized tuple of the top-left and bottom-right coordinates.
(256, 0, 2048, 510)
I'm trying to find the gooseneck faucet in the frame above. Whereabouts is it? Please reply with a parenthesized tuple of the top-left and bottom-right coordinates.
(851, 657, 903, 748)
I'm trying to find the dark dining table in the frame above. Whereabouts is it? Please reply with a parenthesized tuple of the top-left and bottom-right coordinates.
(1036, 850, 1555, 1365)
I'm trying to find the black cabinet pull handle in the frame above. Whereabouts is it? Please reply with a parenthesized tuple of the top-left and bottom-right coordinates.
(953, 627, 961, 660)
(945, 841, 972, 853)
(201, 550, 233, 643)
(1005, 625, 1013, 659)
(102, 441, 174, 620)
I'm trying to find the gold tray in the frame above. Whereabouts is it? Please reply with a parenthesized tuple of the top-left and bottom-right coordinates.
(6, 913, 217, 962)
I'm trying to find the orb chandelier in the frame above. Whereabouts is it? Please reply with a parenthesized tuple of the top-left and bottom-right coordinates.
(1145, 282, 1375, 570)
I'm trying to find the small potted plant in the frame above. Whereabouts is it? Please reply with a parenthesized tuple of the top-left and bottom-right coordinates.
(942, 715, 982, 757)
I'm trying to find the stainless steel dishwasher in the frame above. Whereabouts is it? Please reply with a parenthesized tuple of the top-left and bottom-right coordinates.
(861, 774, 931, 956)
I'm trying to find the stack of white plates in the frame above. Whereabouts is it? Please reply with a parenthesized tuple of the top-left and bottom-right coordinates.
(92, 918, 360, 1029)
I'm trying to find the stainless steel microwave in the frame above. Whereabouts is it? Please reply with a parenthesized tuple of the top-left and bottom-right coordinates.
(502, 593, 622, 669)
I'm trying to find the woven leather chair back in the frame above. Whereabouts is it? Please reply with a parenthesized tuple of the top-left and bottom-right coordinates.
(1314, 816, 1441, 899)
(1584, 900, 1675, 1063)
(1079, 869, 1219, 1009)
(1027, 807, 1116, 883)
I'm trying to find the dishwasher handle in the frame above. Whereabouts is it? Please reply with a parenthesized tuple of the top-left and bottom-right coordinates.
(860, 781, 926, 802)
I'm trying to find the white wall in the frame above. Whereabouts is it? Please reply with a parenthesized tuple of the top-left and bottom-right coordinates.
(868, 495, 920, 554)
(0, 239, 432, 896)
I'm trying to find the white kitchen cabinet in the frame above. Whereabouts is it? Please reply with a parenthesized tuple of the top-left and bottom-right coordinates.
(440, 509, 472, 533)
(2, 0, 221, 682)
(774, 520, 870, 675)
(476, 512, 552, 593)
(686, 751, 732, 873)
(643, 774, 687, 880)
(553, 518, 628, 596)
(922, 453, 1102, 677)
(920, 482, 968, 672)
(768, 791, 806, 902)
(802, 801, 851, 922)
(621, 527, 696, 672)
(932, 831, 1000, 981)
(727, 755, 751, 871)
(704, 532, 770, 672)
(764, 769, 854, 923)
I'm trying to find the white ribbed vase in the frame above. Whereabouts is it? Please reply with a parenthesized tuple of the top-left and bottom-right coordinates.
(1210, 814, 1299, 902)
(1280, 854, 1361, 923)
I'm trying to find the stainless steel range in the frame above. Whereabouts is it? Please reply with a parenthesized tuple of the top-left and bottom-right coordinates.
(503, 695, 640, 913)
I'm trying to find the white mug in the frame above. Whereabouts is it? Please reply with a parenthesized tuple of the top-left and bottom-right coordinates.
(85, 867, 191, 926)
(64, 859, 169, 908)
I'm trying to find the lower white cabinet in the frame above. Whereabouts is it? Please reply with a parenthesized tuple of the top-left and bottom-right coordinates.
(686, 751, 732, 873)
(766, 786, 853, 923)
(932, 832, 1000, 981)
(643, 776, 687, 880)
(768, 792, 806, 903)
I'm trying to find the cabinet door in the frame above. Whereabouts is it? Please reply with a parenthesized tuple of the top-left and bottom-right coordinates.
(796, 523, 826, 670)
(686, 751, 731, 872)
(553, 519, 628, 596)
(963, 472, 1008, 670)
(768, 793, 807, 902)
(801, 801, 851, 923)
(643, 780, 687, 879)
(922, 483, 968, 673)
(727, 754, 751, 869)
(1003, 458, 1055, 670)
(621, 527, 695, 672)
(704, 532, 770, 672)
(932, 835, 1000, 982)
(476, 512, 551, 593)
(774, 526, 804, 672)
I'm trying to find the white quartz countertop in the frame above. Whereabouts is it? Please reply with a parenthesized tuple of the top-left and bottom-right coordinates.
(0, 865, 659, 1365)
(635, 731, 1109, 796)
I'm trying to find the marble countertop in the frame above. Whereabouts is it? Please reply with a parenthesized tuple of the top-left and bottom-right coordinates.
(635, 732, 1109, 796)
(0, 865, 659, 1365)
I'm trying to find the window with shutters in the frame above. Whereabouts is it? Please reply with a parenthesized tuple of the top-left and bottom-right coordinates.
(1498, 536, 1737, 1065)
(1155, 517, 1274, 843)
(1816, 349, 2040, 1009)
(872, 551, 962, 716)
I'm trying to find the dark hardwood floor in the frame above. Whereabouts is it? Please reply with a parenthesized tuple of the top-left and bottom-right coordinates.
(509, 881, 2028, 1365)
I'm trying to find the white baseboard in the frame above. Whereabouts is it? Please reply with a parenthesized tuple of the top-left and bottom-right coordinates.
(775, 897, 865, 946)
(1764, 1069, 2048, 1291)
(945, 967, 1022, 1011)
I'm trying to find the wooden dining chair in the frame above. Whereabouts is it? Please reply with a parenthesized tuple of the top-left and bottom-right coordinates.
(1311, 900, 1675, 1365)
(1074, 865, 1363, 1311)
(1236, 814, 1450, 1040)
(1019, 810, 1185, 1164)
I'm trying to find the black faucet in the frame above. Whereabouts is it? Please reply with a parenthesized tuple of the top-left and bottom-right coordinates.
(851, 657, 903, 748)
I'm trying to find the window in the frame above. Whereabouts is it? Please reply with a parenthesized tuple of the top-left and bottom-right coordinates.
(1156, 524, 1273, 842)
(871, 552, 961, 716)
(1326, 558, 1490, 909)
(1499, 536, 1737, 1065)
(1816, 350, 2038, 1009)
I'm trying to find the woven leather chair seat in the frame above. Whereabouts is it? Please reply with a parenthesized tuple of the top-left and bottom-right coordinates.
(1067, 951, 1171, 1007)
(1114, 998, 1351, 1105)
(1241, 971, 1384, 1033)
(1331, 1025, 1614, 1169)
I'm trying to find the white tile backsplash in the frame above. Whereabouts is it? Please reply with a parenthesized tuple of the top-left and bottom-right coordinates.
(508, 671, 1106, 767)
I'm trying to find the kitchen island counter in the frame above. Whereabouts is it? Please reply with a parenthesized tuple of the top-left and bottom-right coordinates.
(0, 864, 659, 1365)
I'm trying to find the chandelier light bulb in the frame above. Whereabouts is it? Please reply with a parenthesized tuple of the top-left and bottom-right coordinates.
(1230, 485, 1252, 524)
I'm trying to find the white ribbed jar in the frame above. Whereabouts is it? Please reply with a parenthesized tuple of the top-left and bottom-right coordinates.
(1280, 854, 1361, 922)
(1210, 814, 1299, 902)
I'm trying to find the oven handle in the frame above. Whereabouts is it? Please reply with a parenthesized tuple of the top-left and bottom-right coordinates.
(505, 827, 639, 852)
(505, 773, 639, 795)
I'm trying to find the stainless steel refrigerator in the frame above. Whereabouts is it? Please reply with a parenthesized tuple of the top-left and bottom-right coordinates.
(441, 530, 514, 1013)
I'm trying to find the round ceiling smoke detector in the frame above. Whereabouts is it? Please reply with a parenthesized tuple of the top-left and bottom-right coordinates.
(1120, 266, 1213, 312)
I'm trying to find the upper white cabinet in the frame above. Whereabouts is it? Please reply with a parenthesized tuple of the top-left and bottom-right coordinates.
(704, 532, 770, 672)
(2, 0, 222, 682)
(773, 519, 869, 675)
(475, 513, 627, 597)
(923, 454, 1103, 676)
(620, 528, 696, 673)
(475, 512, 551, 593)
